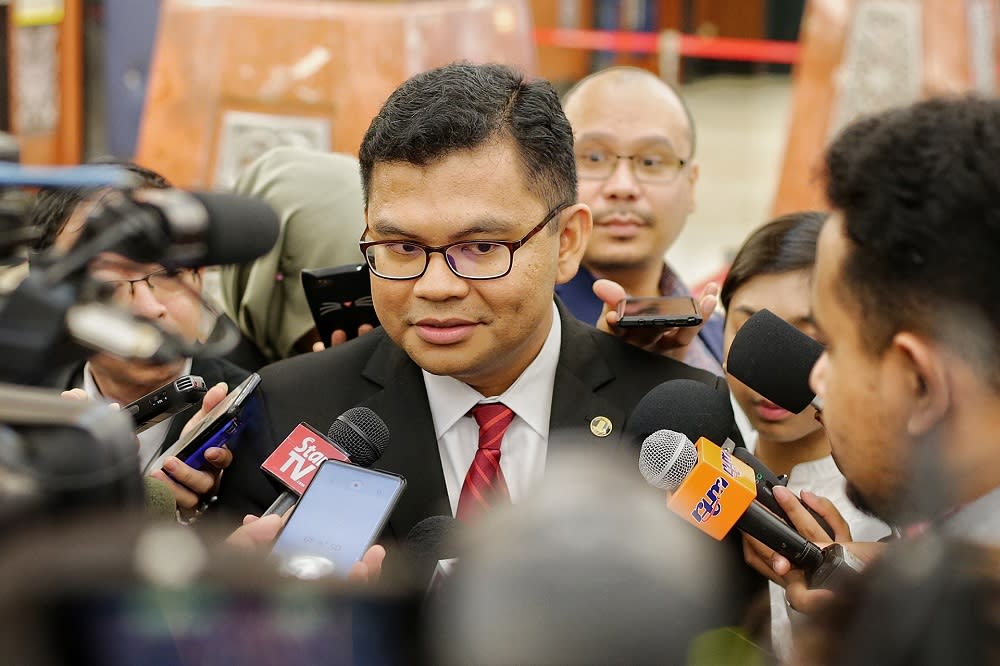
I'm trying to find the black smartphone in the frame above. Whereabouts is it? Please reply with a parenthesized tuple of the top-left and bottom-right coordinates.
(272, 459, 406, 579)
(301, 263, 380, 347)
(123, 375, 208, 433)
(615, 296, 703, 328)
(147, 372, 261, 474)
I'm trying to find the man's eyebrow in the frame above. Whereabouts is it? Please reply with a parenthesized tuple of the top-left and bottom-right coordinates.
(367, 217, 521, 242)
(732, 305, 815, 328)
(575, 131, 679, 151)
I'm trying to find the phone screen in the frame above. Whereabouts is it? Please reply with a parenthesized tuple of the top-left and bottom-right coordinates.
(272, 460, 405, 578)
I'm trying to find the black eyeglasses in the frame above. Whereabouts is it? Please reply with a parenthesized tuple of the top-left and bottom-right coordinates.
(359, 202, 571, 280)
(575, 147, 688, 184)
(99, 268, 190, 303)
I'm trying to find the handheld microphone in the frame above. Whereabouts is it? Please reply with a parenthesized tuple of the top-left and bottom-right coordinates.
(260, 408, 388, 517)
(626, 378, 735, 448)
(630, 377, 834, 539)
(404, 515, 461, 588)
(726, 308, 825, 413)
(639, 430, 861, 589)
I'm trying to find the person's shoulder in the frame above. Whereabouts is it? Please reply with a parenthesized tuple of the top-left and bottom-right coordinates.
(191, 354, 251, 387)
(573, 317, 723, 387)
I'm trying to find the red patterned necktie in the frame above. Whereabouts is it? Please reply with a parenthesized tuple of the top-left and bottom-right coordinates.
(456, 403, 516, 522)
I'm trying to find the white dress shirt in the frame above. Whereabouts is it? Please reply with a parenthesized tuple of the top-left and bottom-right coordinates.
(423, 302, 561, 516)
(81, 359, 193, 471)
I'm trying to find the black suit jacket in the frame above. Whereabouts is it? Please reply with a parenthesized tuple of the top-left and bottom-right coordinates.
(216, 302, 735, 540)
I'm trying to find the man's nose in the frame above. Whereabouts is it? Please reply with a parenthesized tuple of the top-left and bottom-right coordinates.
(601, 157, 641, 200)
(130, 280, 168, 319)
(809, 352, 828, 398)
(411, 252, 469, 301)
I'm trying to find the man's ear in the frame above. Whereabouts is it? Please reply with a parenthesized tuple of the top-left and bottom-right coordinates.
(893, 332, 950, 436)
(686, 162, 699, 215)
(555, 203, 592, 285)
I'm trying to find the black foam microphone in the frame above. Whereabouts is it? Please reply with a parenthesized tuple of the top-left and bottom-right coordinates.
(626, 378, 735, 448)
(726, 308, 825, 413)
(143, 476, 178, 521)
(405, 516, 460, 573)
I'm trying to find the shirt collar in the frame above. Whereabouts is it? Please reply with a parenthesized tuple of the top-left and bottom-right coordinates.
(423, 301, 562, 439)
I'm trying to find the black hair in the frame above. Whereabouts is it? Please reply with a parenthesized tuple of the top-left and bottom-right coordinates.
(358, 62, 576, 211)
(561, 66, 697, 159)
(30, 159, 170, 251)
(720, 211, 828, 312)
(824, 96, 1000, 387)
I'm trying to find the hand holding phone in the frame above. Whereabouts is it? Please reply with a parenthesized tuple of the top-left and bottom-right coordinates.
(147, 372, 261, 475)
(302, 264, 381, 348)
(271, 459, 405, 579)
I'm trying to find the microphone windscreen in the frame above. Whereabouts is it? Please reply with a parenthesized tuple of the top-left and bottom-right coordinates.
(187, 192, 280, 266)
(143, 477, 177, 520)
(626, 378, 734, 447)
(405, 515, 461, 574)
(726, 309, 824, 413)
(327, 407, 389, 468)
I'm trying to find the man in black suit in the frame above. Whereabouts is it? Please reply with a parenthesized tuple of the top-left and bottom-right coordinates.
(216, 63, 735, 543)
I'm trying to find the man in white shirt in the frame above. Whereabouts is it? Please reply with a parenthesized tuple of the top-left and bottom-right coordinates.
(216, 63, 742, 561)
(747, 97, 1000, 617)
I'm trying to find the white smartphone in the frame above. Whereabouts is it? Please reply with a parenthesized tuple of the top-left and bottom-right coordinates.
(271, 459, 406, 579)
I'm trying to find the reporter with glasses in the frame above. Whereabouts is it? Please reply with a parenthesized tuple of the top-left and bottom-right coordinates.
(558, 67, 724, 374)
(29, 161, 249, 513)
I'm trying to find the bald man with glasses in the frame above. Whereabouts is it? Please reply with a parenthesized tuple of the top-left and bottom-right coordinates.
(559, 67, 724, 375)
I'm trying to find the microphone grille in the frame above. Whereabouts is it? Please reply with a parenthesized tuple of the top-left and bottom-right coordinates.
(327, 407, 389, 468)
(638, 429, 697, 491)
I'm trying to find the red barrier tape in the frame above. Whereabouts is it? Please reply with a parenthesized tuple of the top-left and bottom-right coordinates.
(534, 28, 800, 65)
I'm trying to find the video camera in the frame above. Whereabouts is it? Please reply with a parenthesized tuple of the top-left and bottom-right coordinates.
(0, 133, 279, 521)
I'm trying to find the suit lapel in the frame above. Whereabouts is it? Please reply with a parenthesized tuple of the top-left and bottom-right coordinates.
(548, 306, 628, 450)
(355, 334, 451, 539)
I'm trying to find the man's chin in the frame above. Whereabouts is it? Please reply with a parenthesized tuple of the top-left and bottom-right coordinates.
(845, 482, 879, 518)
(91, 354, 186, 388)
(584, 251, 657, 274)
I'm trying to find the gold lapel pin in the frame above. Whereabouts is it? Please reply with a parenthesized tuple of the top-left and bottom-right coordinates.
(590, 416, 613, 438)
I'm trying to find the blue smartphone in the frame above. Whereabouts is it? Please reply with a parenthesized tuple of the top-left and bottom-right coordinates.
(147, 372, 261, 475)
(271, 460, 406, 579)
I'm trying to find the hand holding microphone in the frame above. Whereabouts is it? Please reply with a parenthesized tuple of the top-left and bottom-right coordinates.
(638, 429, 864, 591)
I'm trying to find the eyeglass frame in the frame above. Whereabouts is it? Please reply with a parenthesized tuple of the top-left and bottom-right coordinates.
(574, 148, 691, 184)
(359, 201, 572, 281)
(99, 267, 192, 301)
